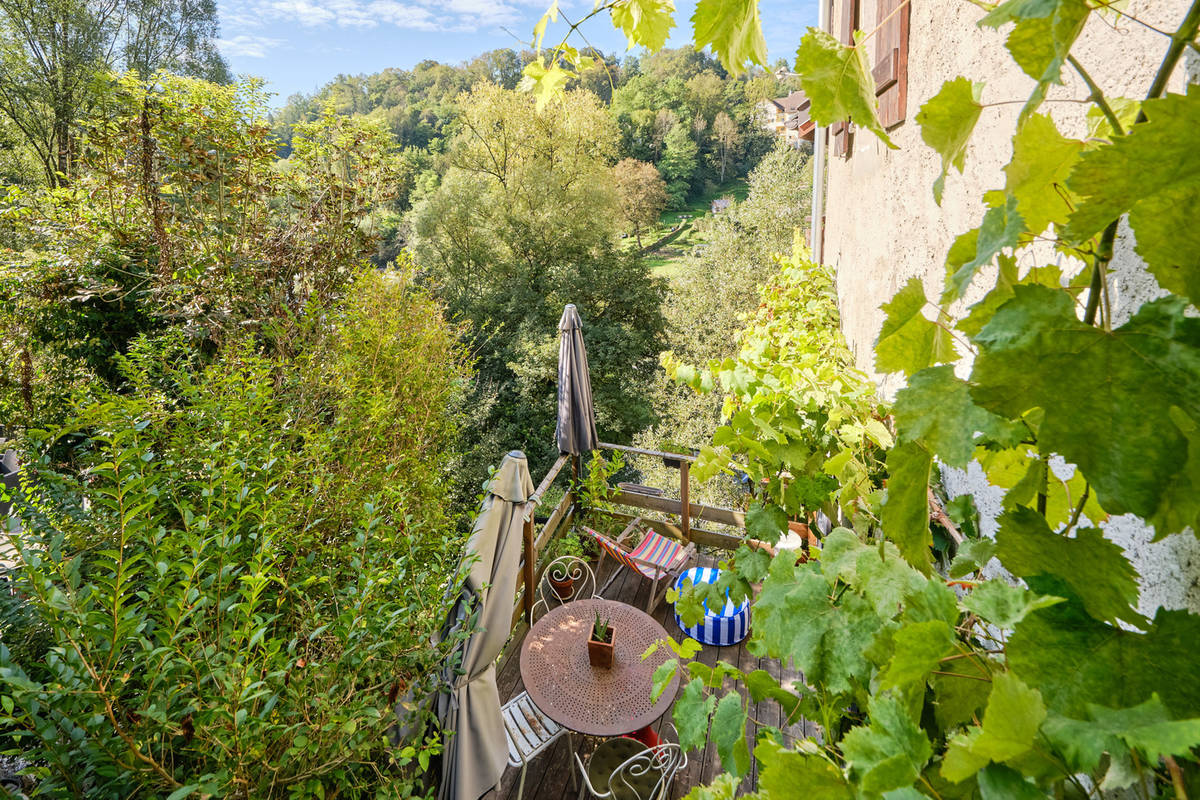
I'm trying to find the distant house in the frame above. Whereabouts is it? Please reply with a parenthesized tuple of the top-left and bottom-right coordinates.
(755, 90, 814, 148)
(711, 197, 733, 214)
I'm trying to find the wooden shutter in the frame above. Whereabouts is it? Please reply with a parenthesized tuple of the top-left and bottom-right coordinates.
(874, 0, 910, 129)
(831, 0, 858, 157)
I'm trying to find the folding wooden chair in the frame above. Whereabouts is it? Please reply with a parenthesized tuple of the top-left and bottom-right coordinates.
(585, 518, 695, 612)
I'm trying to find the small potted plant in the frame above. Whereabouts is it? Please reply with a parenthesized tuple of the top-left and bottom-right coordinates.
(588, 613, 615, 668)
(546, 531, 584, 599)
(660, 440, 689, 469)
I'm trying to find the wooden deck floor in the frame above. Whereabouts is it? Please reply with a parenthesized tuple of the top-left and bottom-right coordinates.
(483, 553, 815, 800)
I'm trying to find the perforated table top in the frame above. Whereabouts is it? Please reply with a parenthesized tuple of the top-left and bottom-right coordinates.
(520, 598, 680, 737)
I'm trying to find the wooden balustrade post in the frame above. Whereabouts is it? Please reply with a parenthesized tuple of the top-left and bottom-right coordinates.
(523, 512, 536, 624)
(680, 461, 691, 542)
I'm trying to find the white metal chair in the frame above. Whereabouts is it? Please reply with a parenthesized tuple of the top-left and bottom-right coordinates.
(532, 555, 598, 619)
(501, 691, 569, 800)
(573, 735, 687, 800)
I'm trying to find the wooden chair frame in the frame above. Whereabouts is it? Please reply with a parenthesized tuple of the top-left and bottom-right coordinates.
(591, 518, 696, 613)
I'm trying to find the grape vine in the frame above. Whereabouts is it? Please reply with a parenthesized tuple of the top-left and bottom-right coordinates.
(535, 1, 1200, 797)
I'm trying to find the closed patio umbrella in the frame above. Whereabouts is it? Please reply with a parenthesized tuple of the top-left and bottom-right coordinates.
(437, 451, 534, 800)
(555, 304, 599, 455)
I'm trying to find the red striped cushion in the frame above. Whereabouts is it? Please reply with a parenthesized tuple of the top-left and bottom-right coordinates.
(629, 531, 683, 574)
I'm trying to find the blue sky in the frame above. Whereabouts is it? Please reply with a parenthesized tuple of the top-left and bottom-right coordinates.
(215, 0, 819, 103)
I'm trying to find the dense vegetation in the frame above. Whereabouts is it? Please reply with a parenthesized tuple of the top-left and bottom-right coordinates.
(0, 73, 468, 797)
(524, 1, 1200, 798)
(0, 2, 801, 793)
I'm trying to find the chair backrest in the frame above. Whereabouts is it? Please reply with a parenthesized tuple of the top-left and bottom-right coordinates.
(533, 555, 597, 618)
(609, 743, 685, 800)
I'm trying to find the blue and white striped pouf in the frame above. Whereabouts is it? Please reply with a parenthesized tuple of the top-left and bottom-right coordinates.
(673, 567, 750, 646)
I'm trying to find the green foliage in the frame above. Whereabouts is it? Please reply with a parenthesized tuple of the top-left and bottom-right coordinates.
(2, 73, 400, 434)
(665, 247, 888, 527)
(793, 29, 894, 148)
(409, 84, 665, 489)
(916, 77, 983, 203)
(1065, 87, 1200, 306)
(690, 0, 768, 76)
(648, 3, 1200, 799)
(0, 269, 467, 796)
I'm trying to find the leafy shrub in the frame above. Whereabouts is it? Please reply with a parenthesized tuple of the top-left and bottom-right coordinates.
(0, 268, 468, 798)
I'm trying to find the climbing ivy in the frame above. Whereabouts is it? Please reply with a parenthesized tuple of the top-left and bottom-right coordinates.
(527, 0, 1200, 797)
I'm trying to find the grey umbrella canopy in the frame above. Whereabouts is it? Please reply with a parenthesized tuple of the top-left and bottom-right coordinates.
(555, 304, 599, 455)
(437, 451, 534, 800)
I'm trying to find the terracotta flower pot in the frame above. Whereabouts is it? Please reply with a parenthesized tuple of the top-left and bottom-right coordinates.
(549, 575, 574, 601)
(588, 628, 615, 669)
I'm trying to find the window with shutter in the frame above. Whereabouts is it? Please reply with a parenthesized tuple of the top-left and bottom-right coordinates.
(873, 0, 910, 129)
(831, 0, 859, 157)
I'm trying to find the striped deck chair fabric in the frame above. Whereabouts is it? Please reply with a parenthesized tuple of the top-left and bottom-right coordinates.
(586, 523, 695, 612)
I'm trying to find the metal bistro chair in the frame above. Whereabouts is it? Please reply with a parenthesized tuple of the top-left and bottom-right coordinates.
(531, 555, 599, 618)
(573, 733, 687, 800)
(501, 556, 597, 800)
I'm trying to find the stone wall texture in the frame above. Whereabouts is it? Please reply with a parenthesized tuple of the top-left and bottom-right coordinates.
(821, 0, 1200, 616)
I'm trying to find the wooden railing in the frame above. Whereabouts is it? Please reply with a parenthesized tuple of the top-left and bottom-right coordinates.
(511, 444, 750, 632)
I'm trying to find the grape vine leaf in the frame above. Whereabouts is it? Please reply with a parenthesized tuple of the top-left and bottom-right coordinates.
(894, 366, 1022, 468)
(610, 0, 676, 51)
(995, 507, 1143, 628)
(970, 286, 1200, 530)
(900, 578, 959, 627)
(710, 691, 751, 777)
(1008, 597, 1200, 719)
(745, 669, 802, 722)
(1003, 113, 1083, 236)
(977, 764, 1048, 800)
(855, 542, 926, 617)
(691, 0, 767, 76)
(819, 527, 865, 587)
(955, 256, 1088, 339)
(975, 445, 1107, 529)
(674, 678, 716, 750)
(962, 580, 1063, 628)
(682, 773, 739, 800)
(943, 196, 1025, 302)
(876, 278, 957, 376)
(794, 28, 895, 148)
(942, 672, 1046, 782)
(917, 77, 985, 204)
(840, 694, 933, 794)
(1043, 695, 1200, 775)
(753, 559, 877, 693)
(746, 501, 788, 546)
(879, 620, 956, 690)
(1084, 96, 1140, 139)
(948, 537, 997, 578)
(881, 441, 933, 574)
(980, 0, 1090, 118)
(518, 60, 572, 111)
(932, 655, 992, 731)
(756, 739, 853, 799)
(1065, 86, 1200, 307)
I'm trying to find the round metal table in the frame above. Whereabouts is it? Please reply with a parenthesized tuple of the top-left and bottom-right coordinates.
(520, 598, 680, 737)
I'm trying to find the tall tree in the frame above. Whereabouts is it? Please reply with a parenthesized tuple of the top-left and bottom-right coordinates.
(0, 0, 228, 185)
(613, 158, 668, 248)
(410, 85, 666, 485)
(713, 110, 739, 182)
(659, 123, 698, 207)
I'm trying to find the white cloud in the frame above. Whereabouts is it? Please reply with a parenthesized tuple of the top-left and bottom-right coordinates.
(222, 0, 529, 33)
(216, 33, 285, 58)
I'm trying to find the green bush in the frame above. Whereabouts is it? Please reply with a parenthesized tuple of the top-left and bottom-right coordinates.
(0, 268, 469, 798)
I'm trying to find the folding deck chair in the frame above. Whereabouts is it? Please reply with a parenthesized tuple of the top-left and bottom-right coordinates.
(585, 518, 695, 612)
